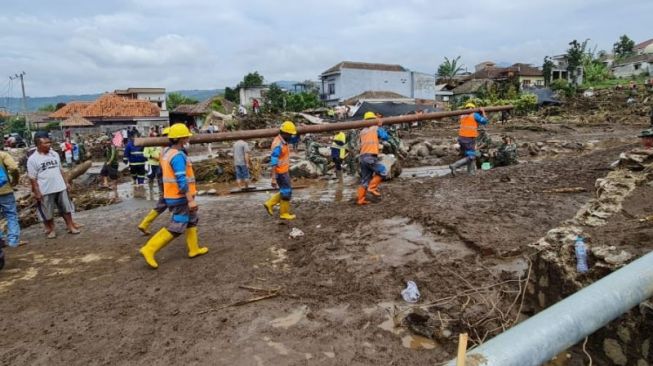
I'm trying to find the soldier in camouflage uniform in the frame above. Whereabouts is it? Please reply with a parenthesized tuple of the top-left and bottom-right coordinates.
(345, 130, 360, 175)
(495, 135, 518, 166)
(304, 136, 329, 175)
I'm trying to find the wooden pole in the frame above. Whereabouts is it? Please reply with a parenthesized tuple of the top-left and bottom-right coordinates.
(456, 333, 469, 366)
(135, 105, 513, 147)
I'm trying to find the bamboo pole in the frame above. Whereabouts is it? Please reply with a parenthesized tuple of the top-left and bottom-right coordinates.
(456, 333, 469, 366)
(135, 105, 513, 147)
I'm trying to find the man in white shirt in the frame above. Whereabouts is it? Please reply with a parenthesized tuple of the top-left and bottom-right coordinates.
(27, 134, 80, 239)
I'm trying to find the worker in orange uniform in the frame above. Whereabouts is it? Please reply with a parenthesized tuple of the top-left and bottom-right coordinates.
(139, 123, 208, 269)
(263, 121, 300, 220)
(357, 111, 389, 205)
(449, 102, 488, 176)
(138, 127, 170, 235)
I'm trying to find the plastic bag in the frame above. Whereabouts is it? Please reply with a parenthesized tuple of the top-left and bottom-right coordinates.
(401, 281, 420, 303)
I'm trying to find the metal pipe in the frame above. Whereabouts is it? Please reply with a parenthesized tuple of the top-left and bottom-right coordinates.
(135, 105, 513, 147)
(446, 251, 653, 366)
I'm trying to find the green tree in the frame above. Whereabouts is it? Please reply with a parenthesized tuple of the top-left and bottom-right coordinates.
(166, 92, 198, 111)
(264, 84, 285, 113)
(437, 56, 464, 84)
(5, 116, 27, 136)
(240, 72, 264, 88)
(613, 34, 635, 58)
(224, 87, 239, 103)
(566, 39, 587, 86)
(542, 56, 554, 87)
(38, 104, 56, 112)
(286, 91, 322, 112)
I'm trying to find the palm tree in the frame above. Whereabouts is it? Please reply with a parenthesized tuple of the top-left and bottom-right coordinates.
(437, 56, 464, 84)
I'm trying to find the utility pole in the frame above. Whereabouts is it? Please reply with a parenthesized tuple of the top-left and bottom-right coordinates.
(9, 71, 29, 138)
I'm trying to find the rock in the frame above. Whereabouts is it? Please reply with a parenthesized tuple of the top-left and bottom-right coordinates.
(290, 160, 319, 179)
(603, 338, 627, 366)
(430, 146, 448, 157)
(197, 190, 207, 196)
(410, 143, 430, 158)
(378, 154, 402, 178)
(207, 189, 217, 195)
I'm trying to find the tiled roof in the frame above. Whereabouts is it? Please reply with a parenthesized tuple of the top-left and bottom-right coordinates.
(61, 115, 94, 127)
(634, 38, 653, 50)
(49, 101, 92, 119)
(81, 94, 160, 118)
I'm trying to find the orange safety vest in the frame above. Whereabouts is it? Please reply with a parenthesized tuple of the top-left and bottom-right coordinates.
(359, 126, 379, 155)
(161, 148, 197, 199)
(271, 135, 290, 174)
(458, 114, 478, 138)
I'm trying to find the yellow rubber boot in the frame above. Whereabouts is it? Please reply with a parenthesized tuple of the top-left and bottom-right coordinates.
(279, 200, 296, 220)
(137, 209, 160, 235)
(186, 227, 209, 258)
(367, 175, 383, 197)
(263, 193, 281, 216)
(139, 228, 174, 269)
(356, 186, 369, 205)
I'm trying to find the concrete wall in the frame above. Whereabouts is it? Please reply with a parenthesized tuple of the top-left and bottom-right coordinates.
(411, 72, 436, 100)
(519, 76, 545, 87)
(239, 88, 267, 107)
(321, 69, 436, 106)
(612, 62, 652, 78)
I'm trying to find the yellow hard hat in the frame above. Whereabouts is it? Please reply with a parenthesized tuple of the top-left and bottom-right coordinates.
(162, 127, 170, 136)
(464, 102, 476, 109)
(167, 123, 193, 139)
(280, 121, 297, 135)
(363, 111, 377, 120)
(333, 131, 346, 143)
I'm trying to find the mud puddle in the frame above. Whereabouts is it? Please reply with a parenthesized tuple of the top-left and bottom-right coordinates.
(400, 166, 451, 178)
(341, 217, 474, 267)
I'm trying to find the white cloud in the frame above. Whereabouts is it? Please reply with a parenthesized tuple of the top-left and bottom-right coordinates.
(0, 0, 651, 96)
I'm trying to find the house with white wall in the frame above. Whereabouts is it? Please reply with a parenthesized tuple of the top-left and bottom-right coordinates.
(114, 87, 168, 117)
(239, 86, 268, 108)
(612, 54, 653, 78)
(549, 55, 584, 85)
(319, 61, 436, 106)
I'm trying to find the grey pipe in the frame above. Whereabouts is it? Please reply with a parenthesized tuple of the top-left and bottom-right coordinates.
(446, 251, 653, 366)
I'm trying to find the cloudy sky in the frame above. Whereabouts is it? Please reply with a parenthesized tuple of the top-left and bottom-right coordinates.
(1, 0, 651, 97)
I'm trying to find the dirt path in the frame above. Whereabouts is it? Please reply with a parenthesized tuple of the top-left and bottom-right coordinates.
(0, 124, 646, 365)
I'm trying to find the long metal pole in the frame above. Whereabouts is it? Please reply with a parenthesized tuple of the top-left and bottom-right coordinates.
(446, 251, 653, 366)
(135, 105, 513, 147)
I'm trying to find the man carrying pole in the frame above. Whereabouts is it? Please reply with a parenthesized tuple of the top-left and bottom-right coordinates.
(357, 112, 389, 205)
(449, 102, 488, 176)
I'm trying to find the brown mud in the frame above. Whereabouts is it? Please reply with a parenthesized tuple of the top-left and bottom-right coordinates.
(1, 118, 652, 365)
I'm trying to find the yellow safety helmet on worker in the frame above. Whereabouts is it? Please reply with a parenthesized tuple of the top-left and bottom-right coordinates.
(464, 102, 476, 109)
(280, 121, 297, 135)
(167, 123, 193, 139)
(363, 111, 377, 120)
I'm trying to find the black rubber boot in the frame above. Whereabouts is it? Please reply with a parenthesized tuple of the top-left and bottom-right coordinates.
(449, 158, 469, 176)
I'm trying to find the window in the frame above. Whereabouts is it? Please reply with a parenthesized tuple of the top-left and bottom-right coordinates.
(634, 63, 641, 70)
(328, 83, 335, 95)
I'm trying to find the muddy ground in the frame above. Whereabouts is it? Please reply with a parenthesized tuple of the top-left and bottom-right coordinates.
(1, 116, 652, 365)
